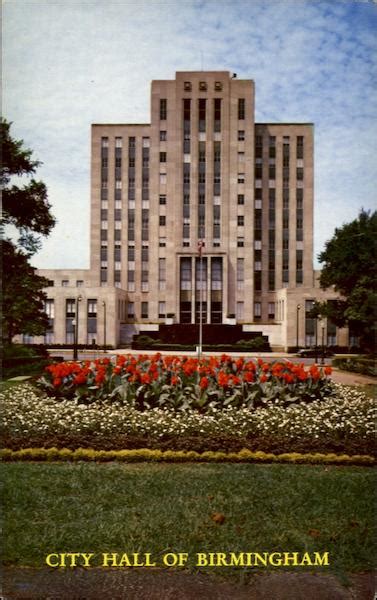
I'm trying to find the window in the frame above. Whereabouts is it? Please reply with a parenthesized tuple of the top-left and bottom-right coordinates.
(198, 98, 206, 131)
(254, 302, 261, 319)
(184, 81, 192, 91)
(159, 194, 166, 205)
(254, 271, 262, 291)
(61, 280, 69, 287)
(238, 98, 245, 120)
(238, 173, 245, 184)
(238, 151, 245, 162)
(159, 237, 166, 247)
(160, 151, 167, 163)
(127, 245, 135, 261)
(237, 237, 244, 247)
(199, 81, 207, 91)
(159, 258, 166, 290)
(268, 302, 275, 319)
(159, 215, 166, 226)
(158, 301, 166, 318)
(160, 99, 167, 120)
(214, 98, 221, 132)
(297, 188, 304, 208)
(45, 299, 54, 319)
(160, 130, 167, 141)
(297, 136, 304, 159)
(160, 173, 167, 185)
(101, 137, 109, 148)
(214, 81, 222, 91)
(238, 130, 245, 141)
(297, 167, 304, 181)
(127, 302, 134, 319)
(141, 302, 148, 318)
(141, 245, 149, 262)
(237, 215, 244, 226)
(76, 280, 84, 287)
(237, 194, 244, 205)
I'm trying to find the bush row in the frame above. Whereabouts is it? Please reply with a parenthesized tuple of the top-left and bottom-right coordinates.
(333, 357, 376, 377)
(1, 447, 374, 465)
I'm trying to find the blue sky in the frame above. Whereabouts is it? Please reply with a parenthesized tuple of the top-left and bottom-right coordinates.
(3, 0, 377, 269)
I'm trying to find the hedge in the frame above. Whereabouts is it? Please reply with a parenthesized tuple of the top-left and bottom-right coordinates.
(0, 447, 375, 466)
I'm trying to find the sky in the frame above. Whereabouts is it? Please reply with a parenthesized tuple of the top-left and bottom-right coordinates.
(3, 0, 377, 270)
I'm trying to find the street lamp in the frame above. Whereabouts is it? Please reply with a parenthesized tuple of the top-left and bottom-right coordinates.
(314, 315, 319, 363)
(73, 295, 82, 360)
(320, 319, 326, 365)
(296, 304, 301, 350)
(102, 300, 107, 352)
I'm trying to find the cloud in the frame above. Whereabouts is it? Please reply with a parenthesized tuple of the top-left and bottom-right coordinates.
(3, 0, 376, 269)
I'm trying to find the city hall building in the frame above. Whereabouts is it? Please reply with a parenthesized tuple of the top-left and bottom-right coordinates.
(30, 71, 348, 351)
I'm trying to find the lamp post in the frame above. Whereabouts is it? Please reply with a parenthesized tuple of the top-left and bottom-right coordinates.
(296, 304, 301, 350)
(198, 240, 205, 358)
(73, 295, 82, 360)
(314, 315, 319, 363)
(102, 300, 107, 352)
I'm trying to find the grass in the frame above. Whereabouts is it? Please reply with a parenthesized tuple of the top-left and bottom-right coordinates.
(2, 463, 376, 579)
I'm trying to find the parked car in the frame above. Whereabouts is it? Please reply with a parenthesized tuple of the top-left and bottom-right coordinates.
(296, 347, 334, 358)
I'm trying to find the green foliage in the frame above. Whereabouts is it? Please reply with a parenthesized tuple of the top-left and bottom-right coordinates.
(38, 355, 334, 411)
(318, 209, 377, 351)
(1, 240, 50, 343)
(333, 357, 377, 378)
(1, 119, 55, 253)
(236, 336, 267, 350)
(1, 120, 55, 344)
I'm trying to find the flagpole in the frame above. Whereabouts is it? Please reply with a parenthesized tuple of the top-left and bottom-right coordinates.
(198, 240, 204, 359)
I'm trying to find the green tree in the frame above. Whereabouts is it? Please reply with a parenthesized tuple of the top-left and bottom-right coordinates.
(318, 210, 377, 351)
(1, 118, 55, 253)
(1, 119, 56, 343)
(2, 241, 50, 344)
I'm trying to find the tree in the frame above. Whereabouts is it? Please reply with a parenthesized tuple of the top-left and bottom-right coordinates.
(2, 241, 50, 344)
(1, 119, 55, 254)
(1, 119, 56, 343)
(318, 210, 377, 351)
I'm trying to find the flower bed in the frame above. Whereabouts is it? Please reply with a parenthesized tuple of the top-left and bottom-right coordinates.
(1, 382, 375, 456)
(39, 354, 334, 411)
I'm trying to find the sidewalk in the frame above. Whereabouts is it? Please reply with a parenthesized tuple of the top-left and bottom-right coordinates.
(329, 368, 376, 387)
(2, 567, 375, 600)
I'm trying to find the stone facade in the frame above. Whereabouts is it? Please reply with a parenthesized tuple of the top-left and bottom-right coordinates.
(21, 71, 346, 350)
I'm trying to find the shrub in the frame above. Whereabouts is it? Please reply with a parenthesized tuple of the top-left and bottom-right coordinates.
(333, 357, 376, 377)
(236, 337, 267, 351)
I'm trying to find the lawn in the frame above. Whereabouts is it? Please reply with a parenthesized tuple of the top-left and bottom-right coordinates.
(2, 462, 376, 579)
